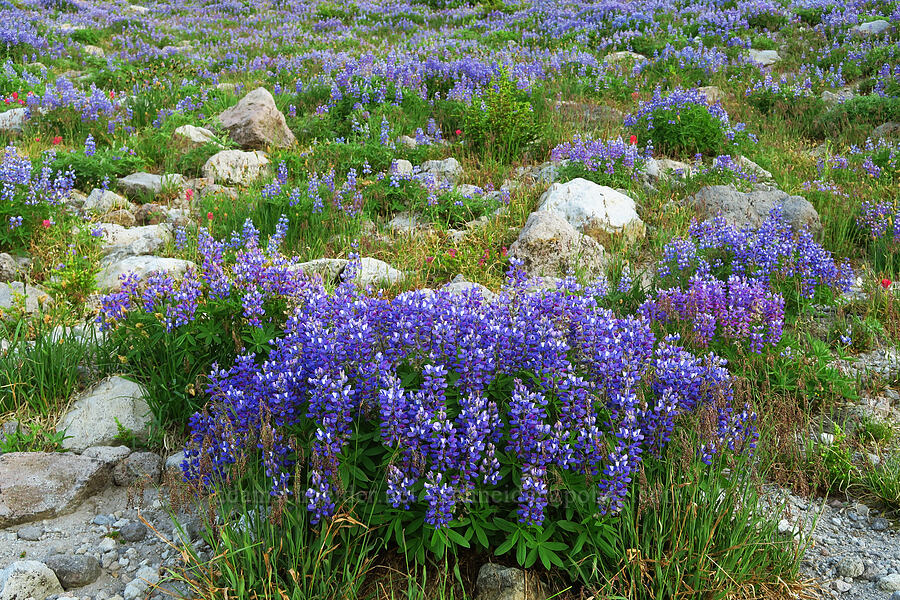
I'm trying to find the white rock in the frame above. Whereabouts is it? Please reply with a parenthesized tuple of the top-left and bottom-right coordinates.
(0, 108, 27, 134)
(95, 256, 195, 291)
(538, 178, 645, 241)
(99, 223, 172, 262)
(354, 257, 405, 288)
(393, 159, 413, 177)
(83, 189, 131, 215)
(56, 376, 152, 452)
(420, 158, 462, 186)
(878, 574, 900, 592)
(82, 45, 104, 57)
(173, 125, 220, 149)
(851, 19, 890, 36)
(509, 210, 606, 278)
(118, 173, 185, 198)
(202, 150, 269, 186)
(605, 50, 646, 63)
(748, 49, 780, 67)
(0, 282, 53, 315)
(737, 156, 773, 180)
(128, 4, 149, 13)
(0, 561, 64, 600)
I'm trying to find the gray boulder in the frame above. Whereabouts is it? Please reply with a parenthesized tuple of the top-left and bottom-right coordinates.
(82, 189, 131, 215)
(56, 376, 152, 452)
(0, 453, 110, 527)
(0, 282, 52, 316)
(748, 49, 780, 66)
(173, 124, 221, 150)
(43, 554, 101, 589)
(509, 211, 606, 278)
(421, 158, 463, 186)
(355, 257, 405, 288)
(0, 561, 64, 600)
(95, 255, 195, 291)
(851, 19, 891, 36)
(538, 178, 645, 241)
(218, 88, 295, 149)
(0, 108, 27, 134)
(873, 122, 900, 139)
(113, 451, 163, 486)
(688, 185, 822, 236)
(475, 563, 544, 600)
(0, 253, 21, 282)
(118, 172, 185, 198)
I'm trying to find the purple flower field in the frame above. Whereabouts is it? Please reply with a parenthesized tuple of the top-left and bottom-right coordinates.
(0, 0, 899, 598)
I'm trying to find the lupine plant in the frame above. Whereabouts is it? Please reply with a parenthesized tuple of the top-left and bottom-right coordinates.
(0, 145, 74, 251)
(175, 245, 757, 573)
(625, 87, 755, 156)
(657, 207, 854, 309)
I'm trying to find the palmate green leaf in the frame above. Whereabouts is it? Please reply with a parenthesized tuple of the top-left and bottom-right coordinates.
(445, 526, 470, 548)
(494, 531, 518, 556)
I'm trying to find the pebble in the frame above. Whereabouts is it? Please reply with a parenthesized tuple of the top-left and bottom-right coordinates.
(872, 518, 890, 531)
(832, 579, 852, 593)
(98, 537, 118, 553)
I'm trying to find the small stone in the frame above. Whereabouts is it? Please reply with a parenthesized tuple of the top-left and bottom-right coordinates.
(119, 522, 147, 543)
(475, 563, 544, 600)
(831, 579, 852, 593)
(113, 452, 163, 486)
(872, 517, 889, 531)
(17, 524, 43, 541)
(44, 554, 101, 589)
(878, 574, 900, 592)
(98, 537, 117, 553)
(777, 519, 792, 534)
(0, 561, 64, 600)
(837, 556, 865, 578)
(890, 591, 900, 600)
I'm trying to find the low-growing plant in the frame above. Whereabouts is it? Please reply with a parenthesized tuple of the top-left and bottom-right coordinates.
(98, 223, 305, 429)
(0, 421, 69, 453)
(625, 88, 754, 157)
(49, 143, 144, 189)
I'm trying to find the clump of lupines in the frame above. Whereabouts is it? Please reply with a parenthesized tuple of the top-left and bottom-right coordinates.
(640, 275, 785, 352)
(625, 87, 756, 155)
(180, 252, 756, 529)
(550, 135, 650, 178)
(97, 220, 305, 332)
(658, 207, 854, 300)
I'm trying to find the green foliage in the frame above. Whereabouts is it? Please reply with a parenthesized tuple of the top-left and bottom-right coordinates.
(857, 417, 894, 444)
(861, 452, 900, 509)
(746, 12, 788, 31)
(648, 105, 725, 155)
(315, 2, 359, 22)
(49, 146, 145, 189)
(817, 95, 900, 136)
(175, 463, 382, 600)
(0, 421, 69, 453)
(0, 318, 98, 414)
(607, 448, 799, 598)
(463, 71, 542, 163)
(810, 423, 853, 491)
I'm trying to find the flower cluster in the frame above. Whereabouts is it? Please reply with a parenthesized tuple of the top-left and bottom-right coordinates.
(641, 275, 785, 352)
(658, 207, 854, 299)
(181, 258, 756, 529)
(97, 221, 305, 332)
(550, 135, 650, 176)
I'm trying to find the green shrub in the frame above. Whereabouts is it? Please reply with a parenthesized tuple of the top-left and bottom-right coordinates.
(626, 89, 749, 157)
(463, 71, 542, 163)
(816, 95, 900, 134)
